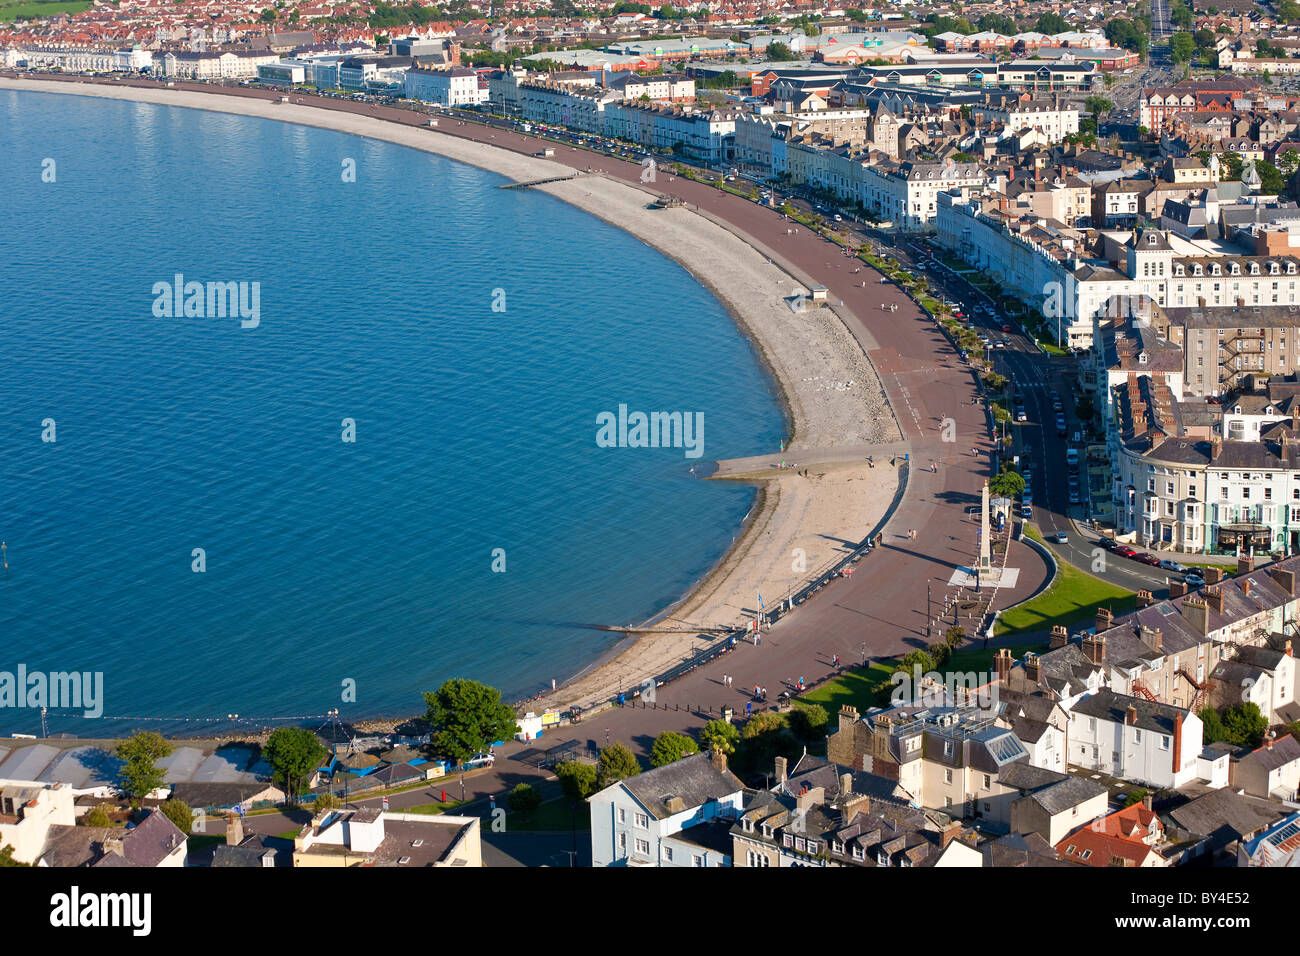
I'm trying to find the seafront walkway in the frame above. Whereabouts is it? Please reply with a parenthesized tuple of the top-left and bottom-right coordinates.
(711, 440, 914, 479)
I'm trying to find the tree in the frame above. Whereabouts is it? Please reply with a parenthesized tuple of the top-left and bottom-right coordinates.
(1085, 95, 1113, 120)
(259, 7, 277, 21)
(159, 798, 193, 835)
(0, 845, 31, 866)
(945, 624, 966, 649)
(555, 760, 598, 803)
(927, 641, 952, 666)
(263, 727, 326, 804)
(1278, 148, 1300, 177)
(650, 730, 699, 767)
(766, 41, 794, 61)
(1035, 12, 1068, 34)
(85, 804, 114, 828)
(508, 782, 542, 815)
(115, 731, 171, 804)
(1170, 32, 1195, 63)
(314, 792, 339, 812)
(596, 742, 641, 786)
(990, 469, 1026, 499)
(1255, 159, 1286, 195)
(423, 679, 519, 766)
(1280, 0, 1300, 22)
(1223, 702, 1269, 748)
(790, 703, 828, 740)
(700, 719, 740, 755)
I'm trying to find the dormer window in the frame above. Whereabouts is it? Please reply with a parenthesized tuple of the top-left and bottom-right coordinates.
(1290, 263, 1297, 275)
(1232, 263, 1241, 275)
(1271, 263, 1281, 275)
(1148, 234, 1158, 246)
(1175, 264, 1185, 276)
(1139, 351, 1148, 364)
(1212, 264, 1221, 276)
(877, 851, 889, 866)
(1251, 263, 1260, 275)
(1194, 264, 1203, 276)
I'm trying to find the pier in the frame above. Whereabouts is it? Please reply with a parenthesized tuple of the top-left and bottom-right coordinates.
(498, 172, 579, 190)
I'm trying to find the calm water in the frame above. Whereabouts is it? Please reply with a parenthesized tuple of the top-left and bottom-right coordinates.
(0, 90, 784, 735)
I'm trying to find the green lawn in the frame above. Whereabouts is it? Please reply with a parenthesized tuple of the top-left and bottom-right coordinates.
(402, 799, 464, 816)
(0, 0, 90, 21)
(800, 662, 896, 713)
(508, 798, 590, 832)
(995, 555, 1135, 636)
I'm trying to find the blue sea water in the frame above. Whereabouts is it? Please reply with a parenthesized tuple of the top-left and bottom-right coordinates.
(0, 90, 785, 735)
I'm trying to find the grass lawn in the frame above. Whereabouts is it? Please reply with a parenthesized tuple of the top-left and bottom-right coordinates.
(402, 799, 464, 816)
(799, 662, 896, 713)
(995, 556, 1135, 637)
(509, 798, 590, 832)
(0, 0, 89, 20)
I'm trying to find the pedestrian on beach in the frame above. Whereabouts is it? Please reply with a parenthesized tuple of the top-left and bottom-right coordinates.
(746, 701, 753, 716)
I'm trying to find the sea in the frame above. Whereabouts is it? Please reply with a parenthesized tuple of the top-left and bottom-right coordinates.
(0, 89, 785, 736)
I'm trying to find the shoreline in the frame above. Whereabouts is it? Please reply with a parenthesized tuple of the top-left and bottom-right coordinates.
(1, 77, 903, 723)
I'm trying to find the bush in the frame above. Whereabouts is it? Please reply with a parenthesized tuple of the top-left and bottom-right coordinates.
(85, 804, 114, 828)
(508, 782, 542, 815)
(790, 703, 828, 741)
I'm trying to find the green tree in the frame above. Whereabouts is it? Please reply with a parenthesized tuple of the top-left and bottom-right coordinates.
(927, 641, 953, 666)
(766, 41, 794, 61)
(263, 727, 326, 804)
(596, 742, 641, 786)
(945, 624, 966, 649)
(314, 791, 339, 812)
(1124, 787, 1150, 807)
(423, 679, 519, 766)
(85, 804, 114, 828)
(0, 844, 31, 866)
(700, 718, 741, 755)
(1280, 0, 1300, 22)
(990, 469, 1026, 499)
(1085, 95, 1113, 120)
(508, 782, 542, 815)
(1223, 702, 1269, 748)
(1255, 159, 1286, 195)
(555, 760, 598, 803)
(650, 730, 699, 767)
(1278, 148, 1300, 176)
(159, 798, 192, 835)
(1035, 11, 1068, 33)
(115, 731, 172, 804)
(259, 7, 277, 21)
(1170, 32, 1195, 63)
(790, 703, 828, 740)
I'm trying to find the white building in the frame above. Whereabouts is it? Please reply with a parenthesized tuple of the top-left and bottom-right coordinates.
(405, 66, 488, 107)
(859, 159, 986, 231)
(1066, 690, 1202, 788)
(589, 751, 744, 867)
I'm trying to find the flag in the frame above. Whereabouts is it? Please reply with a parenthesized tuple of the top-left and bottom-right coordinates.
(757, 593, 765, 611)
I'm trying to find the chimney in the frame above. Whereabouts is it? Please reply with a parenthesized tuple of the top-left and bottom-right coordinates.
(1206, 567, 1223, 585)
(1286, 640, 1293, 658)
(1268, 735, 1274, 750)
(939, 820, 962, 849)
(1239, 552, 1255, 575)
(838, 705, 858, 733)
(1023, 652, 1041, 683)
(710, 748, 728, 775)
(774, 755, 788, 784)
(226, 812, 244, 847)
(103, 836, 125, 858)
(1170, 580, 1187, 598)
(1142, 792, 1154, 811)
(1140, 625, 1162, 652)
(840, 773, 852, 797)
(1211, 436, 1222, 459)
(1206, 587, 1225, 615)
(1182, 597, 1210, 635)
(1050, 625, 1069, 649)
(1136, 589, 1154, 609)
(1173, 712, 1183, 772)
(1243, 579, 1252, 597)
(995, 647, 1013, 683)
(1083, 633, 1107, 663)
(1096, 606, 1114, 633)
(1268, 567, 1296, 595)
(1125, 704, 1139, 726)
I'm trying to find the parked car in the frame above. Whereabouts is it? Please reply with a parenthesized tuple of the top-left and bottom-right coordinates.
(1002, 324, 1012, 333)
(1099, 537, 1120, 552)
(1137, 553, 1162, 567)
(1184, 572, 1206, 588)
(1158, 559, 1188, 573)
(462, 752, 495, 769)
(1072, 431, 1082, 443)
(1115, 545, 1139, 558)
(1015, 406, 1027, 422)
(1021, 505, 1033, 519)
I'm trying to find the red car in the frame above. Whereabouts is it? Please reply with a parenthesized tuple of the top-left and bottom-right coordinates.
(1115, 546, 1138, 558)
(1002, 324, 1012, 333)
(1137, 553, 1162, 566)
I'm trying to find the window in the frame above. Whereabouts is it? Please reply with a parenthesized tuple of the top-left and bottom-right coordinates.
(693, 854, 705, 867)
(983, 773, 992, 789)
(619, 832, 627, 851)
(1135, 729, 1142, 743)
(618, 808, 626, 824)
(1160, 735, 1170, 750)
(634, 812, 649, 829)
(944, 769, 953, 784)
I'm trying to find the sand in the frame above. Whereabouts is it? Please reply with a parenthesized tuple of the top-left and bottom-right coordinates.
(0, 78, 905, 713)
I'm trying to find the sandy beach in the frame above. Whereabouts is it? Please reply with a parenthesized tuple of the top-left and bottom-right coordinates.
(1, 78, 904, 714)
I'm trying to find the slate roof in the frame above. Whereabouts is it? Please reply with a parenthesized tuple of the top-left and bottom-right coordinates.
(618, 752, 743, 820)
(1030, 776, 1109, 816)
(1069, 689, 1189, 735)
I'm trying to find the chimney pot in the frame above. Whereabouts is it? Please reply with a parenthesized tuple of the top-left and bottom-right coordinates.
(1126, 704, 1139, 726)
